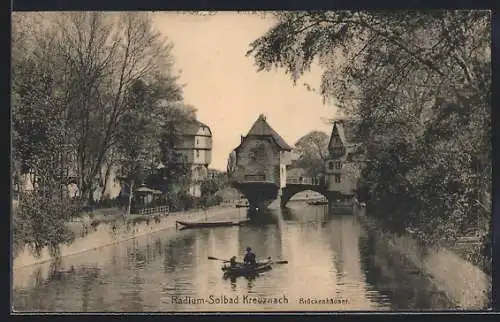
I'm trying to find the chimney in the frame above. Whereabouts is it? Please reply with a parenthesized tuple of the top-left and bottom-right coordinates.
(241, 135, 244, 143)
(259, 114, 266, 121)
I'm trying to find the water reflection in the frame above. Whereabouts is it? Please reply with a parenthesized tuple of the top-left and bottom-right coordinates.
(15, 260, 104, 312)
(13, 203, 456, 312)
(358, 229, 454, 310)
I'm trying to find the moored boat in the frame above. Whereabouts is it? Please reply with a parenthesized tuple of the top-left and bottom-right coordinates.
(176, 219, 249, 230)
(307, 200, 328, 205)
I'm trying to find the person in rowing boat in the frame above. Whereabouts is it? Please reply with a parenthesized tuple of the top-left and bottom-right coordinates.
(229, 256, 238, 268)
(243, 247, 257, 266)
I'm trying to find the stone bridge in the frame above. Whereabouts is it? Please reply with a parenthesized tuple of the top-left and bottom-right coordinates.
(227, 114, 361, 214)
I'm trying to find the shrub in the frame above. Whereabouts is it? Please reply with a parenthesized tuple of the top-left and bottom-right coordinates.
(127, 215, 151, 226)
(13, 193, 79, 258)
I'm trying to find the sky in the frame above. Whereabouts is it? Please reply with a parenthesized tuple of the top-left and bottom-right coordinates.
(152, 12, 338, 171)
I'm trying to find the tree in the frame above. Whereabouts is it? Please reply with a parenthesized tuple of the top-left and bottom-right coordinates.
(248, 11, 489, 106)
(114, 76, 187, 214)
(11, 12, 187, 256)
(247, 11, 491, 244)
(199, 173, 227, 208)
(292, 131, 329, 177)
(12, 12, 181, 205)
(12, 13, 81, 258)
(156, 103, 197, 194)
(12, 13, 72, 197)
(115, 79, 161, 213)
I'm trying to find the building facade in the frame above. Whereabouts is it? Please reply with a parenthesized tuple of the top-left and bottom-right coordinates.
(175, 120, 213, 197)
(228, 114, 293, 188)
(324, 119, 364, 197)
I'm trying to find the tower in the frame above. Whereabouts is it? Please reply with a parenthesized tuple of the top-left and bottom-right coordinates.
(324, 120, 357, 213)
(325, 121, 347, 193)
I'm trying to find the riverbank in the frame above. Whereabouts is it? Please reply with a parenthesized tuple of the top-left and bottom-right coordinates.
(12, 219, 204, 291)
(355, 210, 491, 309)
(13, 206, 244, 270)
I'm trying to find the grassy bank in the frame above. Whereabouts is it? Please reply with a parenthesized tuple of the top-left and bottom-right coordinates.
(356, 211, 491, 309)
(12, 191, 224, 261)
(14, 204, 238, 270)
(356, 206, 491, 276)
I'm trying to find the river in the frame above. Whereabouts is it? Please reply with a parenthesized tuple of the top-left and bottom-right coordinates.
(12, 202, 455, 312)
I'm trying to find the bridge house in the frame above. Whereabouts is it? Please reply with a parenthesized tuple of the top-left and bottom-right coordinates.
(228, 114, 293, 187)
(228, 114, 364, 213)
(324, 119, 364, 197)
(227, 114, 293, 209)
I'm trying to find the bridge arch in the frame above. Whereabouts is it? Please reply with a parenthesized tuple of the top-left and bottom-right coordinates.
(280, 184, 328, 208)
(230, 181, 280, 210)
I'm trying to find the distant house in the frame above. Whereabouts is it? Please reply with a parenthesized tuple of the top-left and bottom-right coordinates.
(208, 168, 225, 180)
(174, 120, 213, 197)
(13, 147, 83, 200)
(285, 168, 324, 201)
(286, 167, 313, 184)
(290, 149, 301, 162)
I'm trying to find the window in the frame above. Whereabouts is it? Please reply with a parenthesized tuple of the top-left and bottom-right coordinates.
(335, 161, 342, 169)
(196, 150, 200, 158)
(196, 138, 199, 145)
(249, 148, 259, 161)
(334, 174, 341, 183)
(328, 161, 335, 170)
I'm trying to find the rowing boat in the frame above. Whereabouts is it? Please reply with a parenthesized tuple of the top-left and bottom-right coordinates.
(221, 260, 273, 277)
(176, 219, 249, 230)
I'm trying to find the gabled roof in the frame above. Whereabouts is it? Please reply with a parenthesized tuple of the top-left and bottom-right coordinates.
(327, 119, 362, 151)
(237, 114, 293, 151)
(328, 122, 346, 151)
(182, 120, 212, 136)
(136, 186, 162, 194)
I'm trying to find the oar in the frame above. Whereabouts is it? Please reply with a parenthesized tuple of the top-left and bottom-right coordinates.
(207, 256, 230, 262)
(208, 256, 288, 264)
